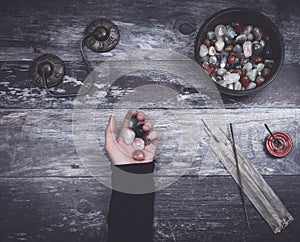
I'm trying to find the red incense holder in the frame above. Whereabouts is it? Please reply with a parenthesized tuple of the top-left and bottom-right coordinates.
(265, 131, 292, 158)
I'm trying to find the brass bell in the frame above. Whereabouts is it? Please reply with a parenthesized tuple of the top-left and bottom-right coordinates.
(84, 19, 120, 52)
(29, 19, 120, 97)
(29, 54, 65, 88)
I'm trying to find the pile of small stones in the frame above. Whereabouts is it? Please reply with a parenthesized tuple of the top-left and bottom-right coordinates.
(198, 21, 275, 91)
(123, 115, 151, 161)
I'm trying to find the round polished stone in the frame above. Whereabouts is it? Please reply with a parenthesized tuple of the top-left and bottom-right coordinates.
(243, 41, 253, 58)
(227, 54, 235, 65)
(203, 39, 211, 47)
(255, 75, 265, 85)
(208, 55, 218, 65)
(253, 27, 263, 40)
(235, 34, 247, 43)
(123, 129, 135, 145)
(209, 56, 218, 65)
(217, 68, 227, 76)
(261, 67, 271, 77)
(252, 43, 263, 55)
(215, 39, 225, 52)
(246, 82, 257, 89)
(134, 124, 147, 138)
(199, 44, 209, 57)
(132, 138, 145, 150)
(240, 75, 250, 88)
(208, 46, 216, 56)
(243, 62, 253, 71)
(223, 35, 232, 45)
(260, 39, 266, 48)
(129, 117, 138, 129)
(247, 33, 254, 41)
(208, 63, 216, 74)
(224, 44, 233, 52)
(243, 25, 253, 34)
(132, 150, 145, 161)
(215, 24, 226, 36)
(225, 26, 237, 39)
(234, 81, 242, 90)
(217, 79, 228, 87)
(256, 63, 265, 72)
(202, 62, 212, 75)
(246, 69, 258, 82)
(252, 56, 263, 64)
(224, 73, 240, 84)
(233, 44, 242, 53)
(207, 31, 216, 40)
(232, 21, 244, 33)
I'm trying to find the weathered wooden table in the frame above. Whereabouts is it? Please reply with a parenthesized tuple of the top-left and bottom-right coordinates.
(1, 0, 299, 241)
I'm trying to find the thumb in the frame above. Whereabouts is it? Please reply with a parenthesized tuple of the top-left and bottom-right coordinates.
(105, 115, 117, 148)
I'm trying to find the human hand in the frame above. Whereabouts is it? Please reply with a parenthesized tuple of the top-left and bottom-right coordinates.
(105, 110, 159, 165)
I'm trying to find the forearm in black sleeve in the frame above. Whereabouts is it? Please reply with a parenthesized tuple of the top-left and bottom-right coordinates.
(107, 162, 155, 242)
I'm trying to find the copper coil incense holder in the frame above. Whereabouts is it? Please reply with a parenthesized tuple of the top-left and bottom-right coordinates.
(265, 131, 292, 158)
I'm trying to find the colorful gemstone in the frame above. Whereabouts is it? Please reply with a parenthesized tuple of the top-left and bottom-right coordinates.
(124, 129, 135, 145)
(132, 150, 145, 161)
(199, 44, 209, 57)
(255, 75, 265, 85)
(243, 41, 253, 58)
(132, 138, 145, 150)
(232, 21, 244, 33)
(252, 56, 263, 64)
(240, 75, 250, 88)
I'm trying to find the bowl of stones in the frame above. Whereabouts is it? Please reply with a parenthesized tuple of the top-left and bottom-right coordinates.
(195, 8, 284, 96)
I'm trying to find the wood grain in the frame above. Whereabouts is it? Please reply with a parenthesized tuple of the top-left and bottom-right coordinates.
(0, 176, 299, 242)
(0, 62, 299, 109)
(0, 0, 299, 63)
(1, 108, 299, 177)
(1, 0, 300, 241)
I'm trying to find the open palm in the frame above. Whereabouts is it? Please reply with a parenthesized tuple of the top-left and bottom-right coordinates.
(105, 110, 159, 165)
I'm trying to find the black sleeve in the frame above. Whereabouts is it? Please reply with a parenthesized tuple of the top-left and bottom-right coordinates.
(107, 162, 155, 242)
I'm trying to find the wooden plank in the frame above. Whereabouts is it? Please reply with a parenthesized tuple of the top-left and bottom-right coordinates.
(0, 0, 299, 109)
(0, 1, 299, 241)
(154, 175, 300, 242)
(0, 61, 300, 109)
(0, 0, 299, 64)
(207, 127, 294, 233)
(0, 177, 111, 242)
(1, 108, 299, 177)
(0, 176, 299, 241)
